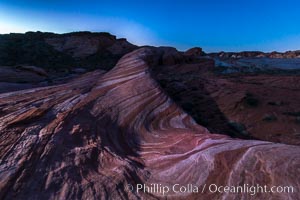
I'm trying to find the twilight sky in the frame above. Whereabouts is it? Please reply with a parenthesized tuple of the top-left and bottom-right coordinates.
(0, 0, 299, 52)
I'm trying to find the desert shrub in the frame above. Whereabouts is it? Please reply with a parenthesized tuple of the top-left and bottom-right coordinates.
(283, 111, 300, 117)
(263, 114, 278, 122)
(158, 79, 168, 88)
(228, 121, 249, 136)
(244, 92, 259, 107)
(191, 86, 198, 91)
(267, 101, 283, 106)
(193, 114, 208, 126)
(183, 102, 194, 112)
(172, 95, 182, 101)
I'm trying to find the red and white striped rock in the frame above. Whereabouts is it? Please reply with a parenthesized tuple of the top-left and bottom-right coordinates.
(0, 48, 299, 199)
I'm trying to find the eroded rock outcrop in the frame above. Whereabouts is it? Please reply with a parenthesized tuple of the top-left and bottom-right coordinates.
(45, 33, 136, 58)
(0, 48, 299, 200)
(0, 31, 138, 74)
(184, 47, 205, 56)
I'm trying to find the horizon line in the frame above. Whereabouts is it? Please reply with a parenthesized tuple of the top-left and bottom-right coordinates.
(1, 30, 300, 54)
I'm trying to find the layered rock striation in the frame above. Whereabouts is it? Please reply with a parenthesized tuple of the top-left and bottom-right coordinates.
(0, 48, 299, 199)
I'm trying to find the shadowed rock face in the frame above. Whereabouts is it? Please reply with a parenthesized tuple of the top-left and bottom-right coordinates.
(0, 32, 138, 73)
(45, 33, 136, 58)
(0, 32, 139, 94)
(151, 57, 300, 145)
(0, 48, 299, 199)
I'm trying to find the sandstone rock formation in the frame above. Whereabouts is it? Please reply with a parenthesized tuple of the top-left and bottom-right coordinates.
(0, 65, 49, 93)
(184, 47, 205, 56)
(0, 32, 139, 94)
(0, 31, 138, 73)
(45, 33, 136, 58)
(0, 47, 299, 200)
(0, 66, 48, 83)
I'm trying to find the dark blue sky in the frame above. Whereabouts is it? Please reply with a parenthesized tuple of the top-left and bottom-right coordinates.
(0, 0, 300, 52)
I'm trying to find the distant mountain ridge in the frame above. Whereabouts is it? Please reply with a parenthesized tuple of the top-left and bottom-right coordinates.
(209, 50, 300, 59)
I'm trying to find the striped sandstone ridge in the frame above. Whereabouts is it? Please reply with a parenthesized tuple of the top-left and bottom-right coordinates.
(0, 47, 299, 199)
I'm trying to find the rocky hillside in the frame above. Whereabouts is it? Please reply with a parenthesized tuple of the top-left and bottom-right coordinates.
(0, 32, 300, 199)
(0, 31, 138, 93)
(0, 31, 137, 72)
(152, 56, 300, 145)
(0, 47, 299, 200)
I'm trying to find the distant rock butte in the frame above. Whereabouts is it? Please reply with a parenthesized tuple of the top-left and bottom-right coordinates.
(0, 31, 139, 75)
(45, 32, 137, 58)
(184, 47, 205, 56)
(0, 47, 299, 199)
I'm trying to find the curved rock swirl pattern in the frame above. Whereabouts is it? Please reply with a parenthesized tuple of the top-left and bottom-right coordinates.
(0, 48, 299, 200)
